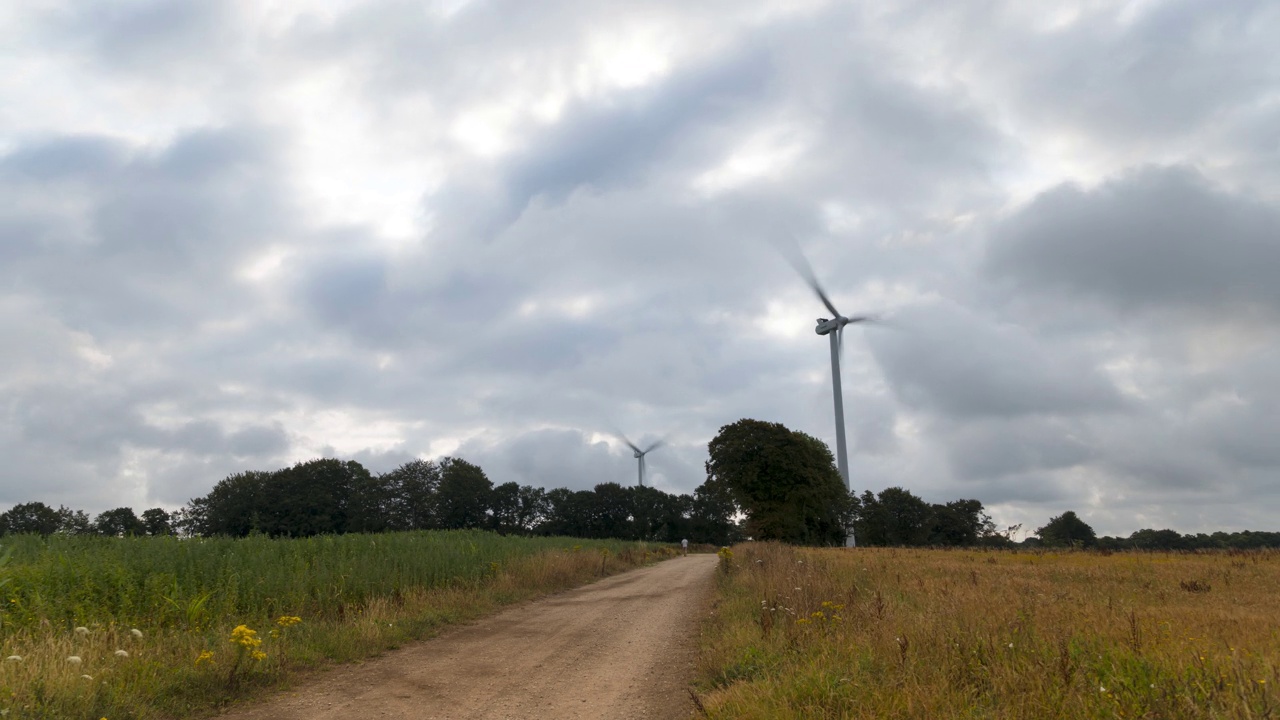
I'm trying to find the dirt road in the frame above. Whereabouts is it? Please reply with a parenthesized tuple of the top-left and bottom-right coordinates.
(217, 553, 717, 720)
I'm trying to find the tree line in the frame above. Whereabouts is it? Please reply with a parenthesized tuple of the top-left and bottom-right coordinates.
(5, 417, 1275, 549)
(1027, 510, 1280, 550)
(181, 455, 741, 544)
(0, 456, 742, 545)
(0, 502, 173, 537)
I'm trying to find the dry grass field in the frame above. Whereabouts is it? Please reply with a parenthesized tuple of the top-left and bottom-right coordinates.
(696, 543, 1279, 719)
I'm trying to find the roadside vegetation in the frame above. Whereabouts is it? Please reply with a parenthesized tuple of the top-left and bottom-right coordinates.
(696, 543, 1279, 719)
(0, 530, 677, 719)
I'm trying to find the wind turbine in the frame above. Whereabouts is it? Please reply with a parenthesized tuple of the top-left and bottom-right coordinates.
(618, 434, 664, 487)
(787, 248, 878, 547)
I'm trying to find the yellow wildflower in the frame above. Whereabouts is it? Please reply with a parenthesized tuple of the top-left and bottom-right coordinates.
(275, 616, 302, 628)
(195, 650, 214, 666)
(230, 625, 261, 649)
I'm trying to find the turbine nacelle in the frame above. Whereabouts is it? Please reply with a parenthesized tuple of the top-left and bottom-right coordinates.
(815, 315, 868, 336)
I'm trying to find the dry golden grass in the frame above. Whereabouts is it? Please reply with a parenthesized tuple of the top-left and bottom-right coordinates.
(697, 543, 1280, 719)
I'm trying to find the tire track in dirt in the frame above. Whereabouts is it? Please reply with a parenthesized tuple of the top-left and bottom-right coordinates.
(216, 554, 717, 720)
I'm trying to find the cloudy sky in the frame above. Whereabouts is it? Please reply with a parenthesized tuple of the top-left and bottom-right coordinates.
(2, 0, 1278, 536)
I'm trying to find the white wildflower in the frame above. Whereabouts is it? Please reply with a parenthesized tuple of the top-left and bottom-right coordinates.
(114, 650, 129, 658)
(67, 656, 82, 665)
(4, 655, 22, 662)
(74, 627, 89, 636)
(130, 628, 144, 639)
(80, 674, 93, 681)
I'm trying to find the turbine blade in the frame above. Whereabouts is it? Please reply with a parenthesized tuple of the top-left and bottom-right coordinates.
(614, 431, 641, 454)
(847, 313, 897, 329)
(643, 439, 665, 454)
(778, 240, 841, 318)
(795, 260, 841, 318)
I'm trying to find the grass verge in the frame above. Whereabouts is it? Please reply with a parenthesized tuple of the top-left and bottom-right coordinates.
(0, 531, 676, 719)
(695, 542, 1280, 719)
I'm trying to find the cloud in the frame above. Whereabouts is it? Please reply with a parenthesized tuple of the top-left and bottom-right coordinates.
(986, 166, 1280, 317)
(3, 0, 1279, 538)
(867, 300, 1125, 417)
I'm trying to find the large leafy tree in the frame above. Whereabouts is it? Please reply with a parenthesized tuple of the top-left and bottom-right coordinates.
(184, 470, 271, 536)
(0, 502, 62, 536)
(1036, 511, 1097, 548)
(541, 488, 604, 538)
(855, 487, 933, 546)
(140, 508, 174, 536)
(56, 506, 95, 535)
(262, 459, 383, 537)
(435, 457, 493, 530)
(705, 418, 851, 545)
(95, 507, 146, 536)
(689, 483, 741, 546)
(380, 459, 442, 531)
(591, 483, 633, 539)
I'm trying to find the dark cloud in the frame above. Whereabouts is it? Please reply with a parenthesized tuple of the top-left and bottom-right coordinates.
(945, 417, 1095, 481)
(987, 166, 1280, 317)
(867, 300, 1125, 417)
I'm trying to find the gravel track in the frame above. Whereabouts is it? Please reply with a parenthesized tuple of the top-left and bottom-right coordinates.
(215, 553, 717, 720)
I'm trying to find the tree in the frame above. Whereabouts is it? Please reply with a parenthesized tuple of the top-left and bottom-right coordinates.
(705, 418, 851, 545)
(56, 506, 95, 535)
(141, 508, 174, 536)
(541, 488, 596, 538)
(853, 487, 932, 546)
(0, 502, 62, 536)
(261, 459, 382, 537)
(1128, 528, 1189, 550)
(435, 457, 493, 530)
(689, 482, 741, 546)
(515, 485, 550, 534)
(927, 499, 993, 547)
(631, 486, 692, 543)
(380, 459, 442, 531)
(95, 507, 146, 536)
(591, 483, 633, 539)
(184, 470, 271, 536)
(1036, 511, 1097, 548)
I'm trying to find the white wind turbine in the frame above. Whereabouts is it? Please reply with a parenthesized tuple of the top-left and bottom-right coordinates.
(786, 247, 882, 547)
(617, 434, 664, 488)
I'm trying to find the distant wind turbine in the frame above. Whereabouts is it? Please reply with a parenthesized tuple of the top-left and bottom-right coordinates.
(617, 434, 664, 487)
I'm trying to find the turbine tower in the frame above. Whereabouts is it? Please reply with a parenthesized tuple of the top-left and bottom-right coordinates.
(619, 435, 664, 487)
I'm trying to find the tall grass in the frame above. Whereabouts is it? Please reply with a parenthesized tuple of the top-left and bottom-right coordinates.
(697, 543, 1280, 719)
(0, 531, 674, 719)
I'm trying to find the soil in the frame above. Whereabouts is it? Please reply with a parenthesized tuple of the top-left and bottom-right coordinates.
(214, 553, 717, 720)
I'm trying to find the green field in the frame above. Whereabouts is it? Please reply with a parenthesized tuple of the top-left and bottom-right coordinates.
(0, 531, 674, 719)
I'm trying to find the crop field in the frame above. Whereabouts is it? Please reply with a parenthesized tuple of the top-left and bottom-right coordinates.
(697, 543, 1280, 719)
(0, 530, 674, 719)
